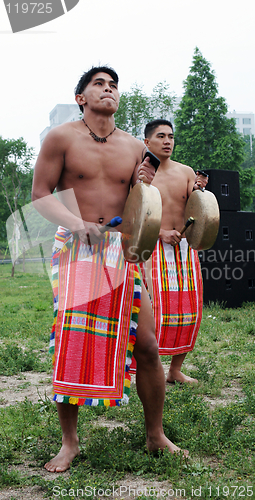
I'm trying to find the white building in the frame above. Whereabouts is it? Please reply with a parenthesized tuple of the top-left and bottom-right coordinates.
(40, 104, 255, 147)
(227, 111, 255, 136)
(40, 104, 81, 146)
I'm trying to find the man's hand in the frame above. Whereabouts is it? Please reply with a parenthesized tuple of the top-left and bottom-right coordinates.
(76, 221, 105, 246)
(159, 228, 182, 246)
(136, 156, 156, 184)
(194, 172, 209, 191)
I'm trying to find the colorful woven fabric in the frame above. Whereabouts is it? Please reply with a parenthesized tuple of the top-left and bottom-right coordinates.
(50, 227, 141, 407)
(144, 238, 203, 355)
(130, 238, 203, 378)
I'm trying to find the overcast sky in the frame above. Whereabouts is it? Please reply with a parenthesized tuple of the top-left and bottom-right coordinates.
(0, 0, 254, 157)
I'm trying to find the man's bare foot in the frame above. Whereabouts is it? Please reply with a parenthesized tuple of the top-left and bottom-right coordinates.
(166, 371, 198, 384)
(147, 435, 189, 458)
(44, 443, 80, 472)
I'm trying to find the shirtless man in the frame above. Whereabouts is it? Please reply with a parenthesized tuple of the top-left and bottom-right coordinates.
(32, 68, 188, 473)
(143, 119, 207, 384)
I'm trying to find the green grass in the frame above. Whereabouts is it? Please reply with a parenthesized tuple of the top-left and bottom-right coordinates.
(0, 264, 255, 499)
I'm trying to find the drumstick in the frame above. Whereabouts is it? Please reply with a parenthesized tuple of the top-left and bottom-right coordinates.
(180, 216, 195, 235)
(98, 216, 122, 292)
(99, 216, 122, 234)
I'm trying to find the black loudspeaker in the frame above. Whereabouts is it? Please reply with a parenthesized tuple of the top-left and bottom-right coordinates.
(198, 211, 255, 262)
(204, 169, 240, 211)
(201, 261, 255, 308)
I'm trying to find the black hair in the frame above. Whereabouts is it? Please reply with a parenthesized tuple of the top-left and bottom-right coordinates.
(75, 66, 119, 112)
(144, 119, 174, 138)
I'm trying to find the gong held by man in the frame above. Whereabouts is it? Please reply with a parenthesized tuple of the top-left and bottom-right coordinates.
(120, 161, 219, 263)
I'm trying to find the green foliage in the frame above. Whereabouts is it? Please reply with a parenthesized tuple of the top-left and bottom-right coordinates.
(150, 81, 176, 119)
(172, 48, 244, 174)
(239, 135, 255, 210)
(0, 344, 46, 375)
(115, 84, 152, 137)
(115, 82, 176, 137)
(0, 136, 34, 244)
(239, 166, 255, 210)
(1, 271, 255, 497)
(0, 464, 25, 487)
(241, 135, 255, 169)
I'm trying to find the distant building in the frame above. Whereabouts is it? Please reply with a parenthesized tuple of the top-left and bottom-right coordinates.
(227, 111, 255, 136)
(40, 104, 255, 147)
(40, 98, 181, 145)
(40, 104, 80, 146)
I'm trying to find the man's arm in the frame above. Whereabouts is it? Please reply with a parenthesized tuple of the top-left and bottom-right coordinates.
(32, 128, 103, 245)
(131, 143, 156, 186)
(193, 171, 209, 191)
(160, 165, 195, 247)
(32, 127, 84, 231)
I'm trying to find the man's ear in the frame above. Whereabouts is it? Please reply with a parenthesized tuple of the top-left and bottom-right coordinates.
(75, 94, 86, 107)
(144, 138, 150, 147)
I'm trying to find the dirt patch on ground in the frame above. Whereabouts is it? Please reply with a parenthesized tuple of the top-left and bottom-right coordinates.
(2, 460, 179, 500)
(0, 366, 243, 499)
(0, 369, 179, 499)
(1, 467, 180, 500)
(203, 379, 245, 408)
(0, 371, 52, 407)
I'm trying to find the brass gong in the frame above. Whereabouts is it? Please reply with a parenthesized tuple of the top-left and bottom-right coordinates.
(183, 190, 220, 250)
(121, 182, 162, 263)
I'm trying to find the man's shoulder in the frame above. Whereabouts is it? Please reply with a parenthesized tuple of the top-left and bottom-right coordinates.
(46, 121, 80, 138)
(171, 160, 195, 176)
(116, 128, 144, 148)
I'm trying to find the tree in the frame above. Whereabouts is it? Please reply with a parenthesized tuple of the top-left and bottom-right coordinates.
(172, 48, 245, 172)
(150, 81, 176, 119)
(241, 135, 255, 170)
(0, 137, 34, 275)
(115, 82, 176, 137)
(239, 135, 255, 210)
(115, 84, 152, 137)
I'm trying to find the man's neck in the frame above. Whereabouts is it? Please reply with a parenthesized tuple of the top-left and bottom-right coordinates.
(157, 157, 172, 171)
(83, 109, 116, 136)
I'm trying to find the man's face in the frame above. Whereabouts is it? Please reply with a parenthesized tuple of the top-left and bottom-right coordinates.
(77, 72, 120, 115)
(144, 125, 174, 159)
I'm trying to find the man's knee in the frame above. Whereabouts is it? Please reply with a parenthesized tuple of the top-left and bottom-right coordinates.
(134, 332, 159, 364)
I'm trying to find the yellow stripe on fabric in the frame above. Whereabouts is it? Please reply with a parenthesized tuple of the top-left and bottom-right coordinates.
(127, 342, 134, 352)
(52, 280, 58, 290)
(101, 232, 109, 265)
(62, 245, 68, 254)
(64, 311, 118, 337)
(69, 397, 79, 405)
(175, 245, 183, 291)
(160, 243, 168, 292)
(104, 399, 110, 407)
(132, 306, 140, 314)
(187, 247, 195, 291)
(124, 379, 131, 388)
(162, 313, 196, 326)
(64, 311, 118, 323)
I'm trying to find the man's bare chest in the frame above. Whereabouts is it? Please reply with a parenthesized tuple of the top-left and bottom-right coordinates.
(63, 139, 136, 183)
(153, 172, 188, 203)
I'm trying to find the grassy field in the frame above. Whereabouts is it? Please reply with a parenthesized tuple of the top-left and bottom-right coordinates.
(0, 263, 255, 499)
